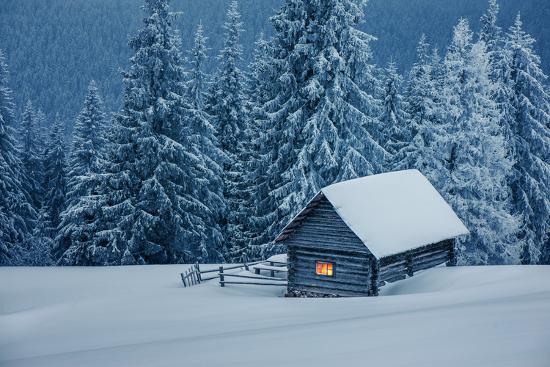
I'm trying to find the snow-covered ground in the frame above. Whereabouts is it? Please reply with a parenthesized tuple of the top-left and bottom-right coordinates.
(1, 265, 549, 367)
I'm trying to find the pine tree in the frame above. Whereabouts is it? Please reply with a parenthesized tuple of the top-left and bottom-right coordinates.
(520, 243, 531, 265)
(0, 49, 35, 265)
(243, 33, 278, 259)
(479, 0, 515, 157)
(505, 14, 550, 263)
(260, 0, 385, 255)
(22, 210, 55, 266)
(394, 35, 438, 173)
(206, 1, 248, 260)
(19, 100, 43, 213)
(64, 0, 210, 265)
(437, 19, 518, 264)
(185, 23, 225, 262)
(56, 82, 107, 261)
(66, 81, 107, 205)
(479, 0, 501, 52)
(379, 61, 408, 167)
(41, 114, 67, 238)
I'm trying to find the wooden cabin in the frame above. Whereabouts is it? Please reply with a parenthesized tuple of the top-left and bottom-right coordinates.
(274, 169, 469, 297)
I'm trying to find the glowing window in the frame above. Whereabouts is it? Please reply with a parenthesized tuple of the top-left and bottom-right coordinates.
(316, 261, 334, 276)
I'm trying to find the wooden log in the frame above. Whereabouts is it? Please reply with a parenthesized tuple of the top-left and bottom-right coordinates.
(380, 260, 407, 272)
(291, 272, 370, 287)
(379, 240, 452, 266)
(289, 283, 370, 297)
(379, 268, 408, 283)
(413, 249, 449, 262)
(292, 249, 371, 264)
(383, 273, 407, 283)
(413, 255, 449, 272)
(220, 281, 288, 286)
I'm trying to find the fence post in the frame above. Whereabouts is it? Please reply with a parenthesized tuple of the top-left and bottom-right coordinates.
(181, 272, 187, 287)
(219, 266, 225, 287)
(195, 262, 202, 282)
(269, 261, 275, 277)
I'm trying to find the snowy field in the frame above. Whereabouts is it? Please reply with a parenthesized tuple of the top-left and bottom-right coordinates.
(1, 265, 549, 367)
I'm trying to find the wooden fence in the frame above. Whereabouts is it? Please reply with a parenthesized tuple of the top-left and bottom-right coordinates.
(180, 263, 202, 287)
(180, 261, 288, 288)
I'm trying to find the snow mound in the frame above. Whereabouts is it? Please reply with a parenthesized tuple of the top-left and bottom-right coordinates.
(1, 265, 549, 367)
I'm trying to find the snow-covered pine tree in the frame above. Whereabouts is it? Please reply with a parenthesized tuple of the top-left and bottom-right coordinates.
(0, 49, 35, 265)
(66, 81, 107, 206)
(479, 0, 500, 52)
(56, 82, 107, 261)
(206, 1, 248, 260)
(261, 0, 385, 254)
(242, 33, 278, 259)
(41, 114, 67, 239)
(185, 23, 226, 262)
(19, 100, 43, 214)
(91, 0, 207, 265)
(379, 61, 408, 167)
(394, 35, 434, 172)
(479, 0, 515, 158)
(34, 109, 48, 143)
(23, 209, 55, 266)
(437, 19, 518, 264)
(505, 14, 550, 264)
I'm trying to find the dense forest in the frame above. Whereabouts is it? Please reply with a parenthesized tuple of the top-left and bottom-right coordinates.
(0, 0, 549, 266)
(1, 0, 549, 124)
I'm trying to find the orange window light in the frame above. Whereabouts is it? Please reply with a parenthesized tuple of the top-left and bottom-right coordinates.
(316, 261, 334, 276)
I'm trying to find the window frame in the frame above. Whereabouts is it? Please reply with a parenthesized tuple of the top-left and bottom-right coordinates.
(315, 260, 334, 277)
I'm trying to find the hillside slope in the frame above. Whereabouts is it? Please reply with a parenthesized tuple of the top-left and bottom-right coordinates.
(1, 0, 548, 124)
(1, 265, 549, 366)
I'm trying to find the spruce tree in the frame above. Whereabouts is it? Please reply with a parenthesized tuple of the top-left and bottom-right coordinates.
(75, 0, 208, 265)
(23, 210, 55, 266)
(66, 81, 107, 206)
(41, 114, 67, 238)
(206, 1, 248, 259)
(56, 82, 107, 261)
(0, 49, 35, 265)
(379, 61, 408, 167)
(243, 33, 278, 259)
(185, 23, 226, 262)
(19, 100, 43, 213)
(437, 19, 518, 264)
(394, 35, 438, 173)
(261, 0, 385, 253)
(505, 14, 550, 263)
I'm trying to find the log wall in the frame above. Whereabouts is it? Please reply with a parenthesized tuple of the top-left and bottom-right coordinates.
(284, 197, 376, 297)
(377, 239, 454, 286)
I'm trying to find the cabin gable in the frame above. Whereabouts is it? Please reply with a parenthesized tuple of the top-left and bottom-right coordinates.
(281, 195, 377, 297)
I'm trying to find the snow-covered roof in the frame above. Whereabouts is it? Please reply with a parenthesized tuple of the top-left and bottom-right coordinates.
(278, 170, 469, 259)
